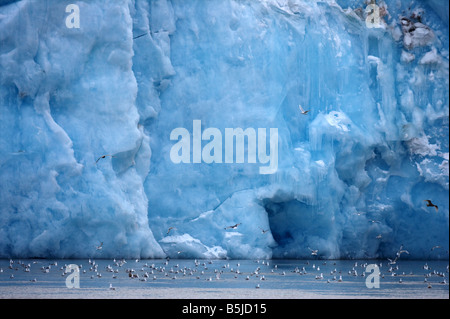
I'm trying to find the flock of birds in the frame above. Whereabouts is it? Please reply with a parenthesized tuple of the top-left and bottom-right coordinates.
(1, 249, 448, 293)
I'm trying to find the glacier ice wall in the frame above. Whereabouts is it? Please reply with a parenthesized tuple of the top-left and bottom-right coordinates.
(0, 0, 448, 259)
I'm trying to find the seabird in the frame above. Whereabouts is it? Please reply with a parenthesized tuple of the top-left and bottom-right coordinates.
(424, 200, 438, 212)
(224, 223, 241, 230)
(167, 227, 176, 235)
(387, 257, 398, 265)
(308, 247, 318, 256)
(396, 245, 409, 257)
(298, 104, 309, 115)
(259, 227, 269, 234)
(431, 246, 442, 251)
(96, 155, 115, 164)
(397, 249, 409, 256)
(133, 32, 148, 40)
(96, 242, 103, 250)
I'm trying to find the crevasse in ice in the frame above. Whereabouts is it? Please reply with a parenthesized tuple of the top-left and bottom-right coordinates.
(0, 0, 448, 259)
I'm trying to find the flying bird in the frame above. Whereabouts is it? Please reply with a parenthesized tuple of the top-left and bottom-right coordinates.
(167, 227, 176, 235)
(259, 227, 269, 234)
(96, 155, 115, 163)
(224, 223, 241, 230)
(424, 200, 438, 212)
(96, 242, 103, 250)
(308, 247, 318, 256)
(395, 244, 409, 258)
(298, 104, 309, 115)
(133, 32, 148, 40)
(397, 249, 409, 257)
(431, 246, 442, 251)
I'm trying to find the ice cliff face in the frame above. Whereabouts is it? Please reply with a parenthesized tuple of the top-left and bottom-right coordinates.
(0, 0, 448, 259)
